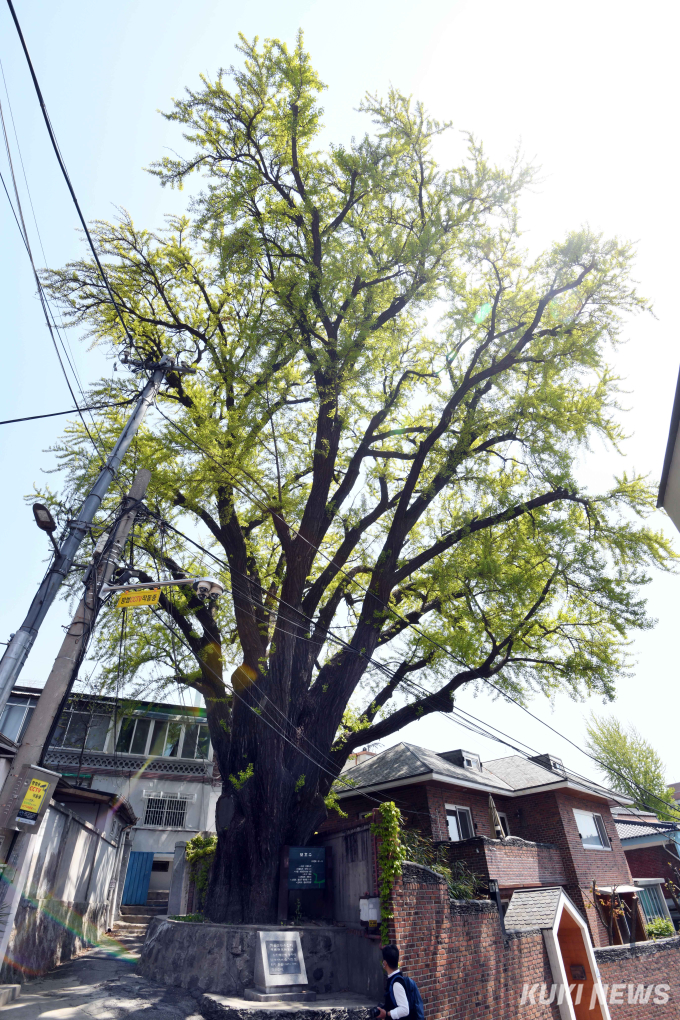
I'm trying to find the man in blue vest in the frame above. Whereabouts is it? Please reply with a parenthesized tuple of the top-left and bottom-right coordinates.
(376, 945, 424, 1020)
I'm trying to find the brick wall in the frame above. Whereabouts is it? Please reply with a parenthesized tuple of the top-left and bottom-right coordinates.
(388, 862, 680, 1019)
(495, 788, 632, 945)
(329, 778, 634, 946)
(425, 782, 495, 840)
(444, 835, 565, 891)
(595, 937, 680, 1018)
(626, 843, 678, 883)
(388, 863, 560, 1020)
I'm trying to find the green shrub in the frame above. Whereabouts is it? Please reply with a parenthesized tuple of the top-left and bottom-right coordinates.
(400, 828, 484, 900)
(645, 916, 675, 940)
(186, 834, 217, 910)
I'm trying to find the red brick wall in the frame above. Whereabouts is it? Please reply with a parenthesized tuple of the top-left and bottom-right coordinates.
(422, 782, 498, 840)
(492, 788, 631, 945)
(388, 863, 680, 1019)
(388, 863, 560, 1020)
(595, 938, 680, 1018)
(330, 779, 633, 945)
(626, 844, 678, 883)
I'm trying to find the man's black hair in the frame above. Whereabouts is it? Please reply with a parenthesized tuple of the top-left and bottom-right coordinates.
(382, 944, 399, 970)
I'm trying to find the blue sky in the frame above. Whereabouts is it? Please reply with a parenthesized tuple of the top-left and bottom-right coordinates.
(1, 0, 679, 785)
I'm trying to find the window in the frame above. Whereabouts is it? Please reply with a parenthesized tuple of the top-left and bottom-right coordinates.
(151, 860, 170, 872)
(182, 723, 210, 759)
(148, 720, 181, 757)
(52, 709, 111, 751)
(116, 716, 209, 758)
(0, 696, 38, 743)
(636, 884, 669, 923)
(573, 809, 611, 849)
(116, 717, 151, 755)
(446, 805, 474, 841)
(497, 812, 510, 837)
(143, 796, 188, 828)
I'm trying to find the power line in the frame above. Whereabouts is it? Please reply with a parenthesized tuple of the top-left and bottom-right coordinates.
(0, 400, 136, 426)
(6, 0, 142, 361)
(141, 417, 680, 818)
(139, 509, 662, 813)
(0, 92, 104, 457)
(0, 52, 104, 445)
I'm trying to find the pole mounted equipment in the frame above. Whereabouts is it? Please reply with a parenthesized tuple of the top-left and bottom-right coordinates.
(32, 503, 60, 555)
(100, 576, 224, 600)
(0, 355, 192, 716)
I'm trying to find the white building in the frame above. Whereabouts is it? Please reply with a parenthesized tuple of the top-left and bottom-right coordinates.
(1, 685, 219, 908)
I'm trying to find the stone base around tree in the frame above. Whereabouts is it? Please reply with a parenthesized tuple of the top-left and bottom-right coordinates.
(199, 990, 373, 1019)
(243, 988, 317, 1002)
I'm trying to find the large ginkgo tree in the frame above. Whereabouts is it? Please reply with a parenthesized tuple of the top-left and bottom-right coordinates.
(41, 33, 672, 922)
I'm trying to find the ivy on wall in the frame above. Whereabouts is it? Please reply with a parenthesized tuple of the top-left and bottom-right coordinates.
(186, 833, 217, 910)
(371, 802, 407, 943)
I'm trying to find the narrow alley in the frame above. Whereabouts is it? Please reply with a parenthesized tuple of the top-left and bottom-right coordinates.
(0, 932, 201, 1020)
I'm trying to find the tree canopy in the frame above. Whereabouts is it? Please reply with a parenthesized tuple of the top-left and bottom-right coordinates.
(585, 714, 677, 820)
(38, 32, 675, 919)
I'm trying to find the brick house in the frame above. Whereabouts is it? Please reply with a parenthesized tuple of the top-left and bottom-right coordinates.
(324, 741, 647, 946)
(611, 805, 680, 926)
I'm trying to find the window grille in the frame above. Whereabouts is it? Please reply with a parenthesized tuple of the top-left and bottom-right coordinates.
(637, 884, 668, 923)
(143, 797, 188, 828)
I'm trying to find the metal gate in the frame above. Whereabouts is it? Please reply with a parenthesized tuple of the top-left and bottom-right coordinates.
(121, 851, 154, 905)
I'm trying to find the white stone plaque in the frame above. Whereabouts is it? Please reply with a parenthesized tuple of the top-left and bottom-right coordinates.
(245, 930, 315, 1001)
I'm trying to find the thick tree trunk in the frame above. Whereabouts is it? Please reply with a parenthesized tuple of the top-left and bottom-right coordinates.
(206, 707, 329, 923)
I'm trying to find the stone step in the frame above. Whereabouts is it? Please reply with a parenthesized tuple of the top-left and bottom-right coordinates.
(120, 903, 167, 915)
(0, 986, 21, 1007)
(112, 921, 149, 932)
(118, 914, 164, 924)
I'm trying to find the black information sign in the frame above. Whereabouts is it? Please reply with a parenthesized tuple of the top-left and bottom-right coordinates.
(287, 846, 325, 889)
(265, 940, 302, 976)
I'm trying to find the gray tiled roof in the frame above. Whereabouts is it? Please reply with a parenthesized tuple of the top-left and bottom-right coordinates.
(338, 742, 513, 794)
(483, 756, 559, 790)
(615, 819, 680, 841)
(504, 887, 563, 930)
(337, 742, 619, 801)
(484, 755, 615, 798)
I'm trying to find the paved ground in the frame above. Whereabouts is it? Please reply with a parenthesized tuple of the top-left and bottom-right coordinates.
(1, 933, 373, 1020)
(0, 935, 201, 1020)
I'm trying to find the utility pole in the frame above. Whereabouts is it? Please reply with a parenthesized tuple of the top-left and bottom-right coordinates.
(0, 469, 151, 855)
(0, 354, 183, 714)
(0, 471, 152, 966)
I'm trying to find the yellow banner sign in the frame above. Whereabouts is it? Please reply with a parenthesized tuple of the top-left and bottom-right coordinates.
(116, 588, 161, 609)
(18, 778, 49, 823)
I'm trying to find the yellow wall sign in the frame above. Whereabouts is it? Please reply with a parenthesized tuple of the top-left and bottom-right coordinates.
(116, 588, 161, 609)
(18, 778, 49, 824)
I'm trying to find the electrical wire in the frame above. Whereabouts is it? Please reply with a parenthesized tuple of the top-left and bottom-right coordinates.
(0, 53, 107, 447)
(147, 410, 680, 816)
(0, 93, 104, 457)
(0, 400, 136, 426)
(6, 0, 669, 820)
(137, 510, 642, 811)
(6, 0, 142, 361)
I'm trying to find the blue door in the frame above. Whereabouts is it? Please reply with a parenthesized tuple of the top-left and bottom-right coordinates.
(122, 851, 154, 905)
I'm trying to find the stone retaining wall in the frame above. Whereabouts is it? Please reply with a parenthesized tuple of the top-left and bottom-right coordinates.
(138, 918, 383, 1000)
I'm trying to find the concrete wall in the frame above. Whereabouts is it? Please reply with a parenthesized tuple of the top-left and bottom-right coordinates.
(139, 918, 383, 999)
(90, 774, 219, 854)
(0, 800, 127, 983)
